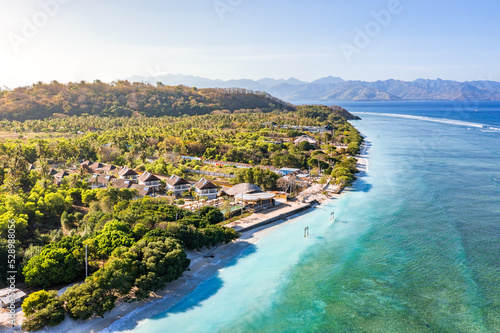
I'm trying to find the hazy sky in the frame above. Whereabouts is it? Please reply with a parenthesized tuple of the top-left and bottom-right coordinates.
(1, 0, 499, 87)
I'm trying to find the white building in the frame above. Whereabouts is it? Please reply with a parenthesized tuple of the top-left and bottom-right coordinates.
(138, 172, 161, 188)
(166, 175, 192, 197)
(193, 178, 218, 200)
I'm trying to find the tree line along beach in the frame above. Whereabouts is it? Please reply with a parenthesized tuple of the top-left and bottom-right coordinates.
(0, 83, 364, 332)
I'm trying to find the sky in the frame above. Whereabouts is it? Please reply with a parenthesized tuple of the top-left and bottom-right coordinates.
(1, 0, 499, 88)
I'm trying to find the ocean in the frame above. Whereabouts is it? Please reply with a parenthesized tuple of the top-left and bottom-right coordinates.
(120, 101, 500, 332)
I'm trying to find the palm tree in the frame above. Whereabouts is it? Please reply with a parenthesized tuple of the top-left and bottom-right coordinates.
(167, 190, 174, 204)
(218, 197, 232, 223)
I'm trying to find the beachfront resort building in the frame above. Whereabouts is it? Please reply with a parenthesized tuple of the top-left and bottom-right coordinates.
(0, 288, 26, 309)
(224, 183, 276, 211)
(101, 164, 118, 173)
(118, 167, 139, 180)
(53, 170, 69, 185)
(294, 135, 318, 146)
(138, 172, 161, 188)
(194, 178, 218, 200)
(130, 184, 156, 199)
(89, 161, 105, 171)
(89, 174, 115, 189)
(109, 178, 133, 190)
(166, 175, 192, 197)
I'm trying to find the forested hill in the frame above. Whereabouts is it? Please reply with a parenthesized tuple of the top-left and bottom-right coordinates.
(0, 80, 295, 121)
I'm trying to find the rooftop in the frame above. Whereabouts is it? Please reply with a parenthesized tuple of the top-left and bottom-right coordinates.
(224, 183, 262, 196)
(194, 178, 218, 190)
(166, 175, 190, 186)
(118, 167, 139, 177)
(138, 172, 161, 182)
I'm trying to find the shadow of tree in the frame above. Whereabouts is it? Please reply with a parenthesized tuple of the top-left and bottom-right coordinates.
(110, 241, 258, 332)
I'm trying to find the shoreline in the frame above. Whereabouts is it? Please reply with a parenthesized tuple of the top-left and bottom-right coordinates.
(97, 138, 370, 333)
(4, 139, 370, 333)
(37, 212, 317, 333)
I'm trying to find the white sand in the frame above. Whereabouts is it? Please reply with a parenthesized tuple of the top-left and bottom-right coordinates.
(23, 220, 293, 333)
(5, 139, 370, 333)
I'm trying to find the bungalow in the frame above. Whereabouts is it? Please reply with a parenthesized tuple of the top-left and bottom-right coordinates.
(138, 172, 161, 188)
(89, 162, 105, 171)
(109, 178, 133, 190)
(118, 167, 139, 181)
(89, 174, 115, 189)
(274, 124, 334, 133)
(54, 170, 70, 185)
(294, 135, 318, 146)
(101, 164, 117, 173)
(166, 175, 191, 197)
(225, 183, 276, 211)
(130, 184, 156, 198)
(193, 178, 218, 200)
(303, 125, 334, 133)
(78, 164, 93, 175)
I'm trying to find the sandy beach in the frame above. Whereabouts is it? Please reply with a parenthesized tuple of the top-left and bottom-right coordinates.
(2, 141, 370, 333)
(41, 217, 305, 333)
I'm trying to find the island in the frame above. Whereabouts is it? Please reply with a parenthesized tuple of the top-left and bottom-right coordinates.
(0, 81, 363, 331)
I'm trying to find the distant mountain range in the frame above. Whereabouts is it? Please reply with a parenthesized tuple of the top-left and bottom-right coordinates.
(127, 74, 500, 101)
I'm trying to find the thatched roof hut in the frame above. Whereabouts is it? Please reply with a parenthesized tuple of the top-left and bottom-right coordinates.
(224, 183, 261, 196)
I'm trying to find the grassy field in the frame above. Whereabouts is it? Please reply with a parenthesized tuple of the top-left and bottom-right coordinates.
(200, 164, 240, 175)
(0, 131, 73, 142)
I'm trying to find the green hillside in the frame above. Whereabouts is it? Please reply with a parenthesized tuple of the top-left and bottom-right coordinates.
(0, 80, 295, 121)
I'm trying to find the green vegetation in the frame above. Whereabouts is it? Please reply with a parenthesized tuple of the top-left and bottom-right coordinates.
(18, 198, 236, 328)
(0, 81, 293, 121)
(21, 197, 237, 289)
(0, 91, 363, 329)
(236, 167, 280, 191)
(21, 290, 65, 331)
(62, 236, 189, 319)
(331, 157, 359, 186)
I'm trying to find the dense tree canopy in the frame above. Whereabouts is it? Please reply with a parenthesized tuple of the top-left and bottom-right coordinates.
(21, 290, 65, 332)
(236, 167, 280, 191)
(0, 96, 364, 330)
(62, 236, 189, 319)
(0, 104, 361, 290)
(22, 235, 84, 287)
(0, 81, 294, 121)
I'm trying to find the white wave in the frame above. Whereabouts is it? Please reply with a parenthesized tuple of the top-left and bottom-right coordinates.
(354, 112, 500, 131)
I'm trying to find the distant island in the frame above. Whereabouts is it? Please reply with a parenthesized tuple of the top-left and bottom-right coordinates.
(127, 74, 500, 102)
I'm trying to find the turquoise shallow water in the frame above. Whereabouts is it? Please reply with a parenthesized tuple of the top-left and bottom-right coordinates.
(123, 102, 500, 333)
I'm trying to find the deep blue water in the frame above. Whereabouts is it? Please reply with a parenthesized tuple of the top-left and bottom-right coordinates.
(324, 100, 500, 127)
(111, 102, 500, 333)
